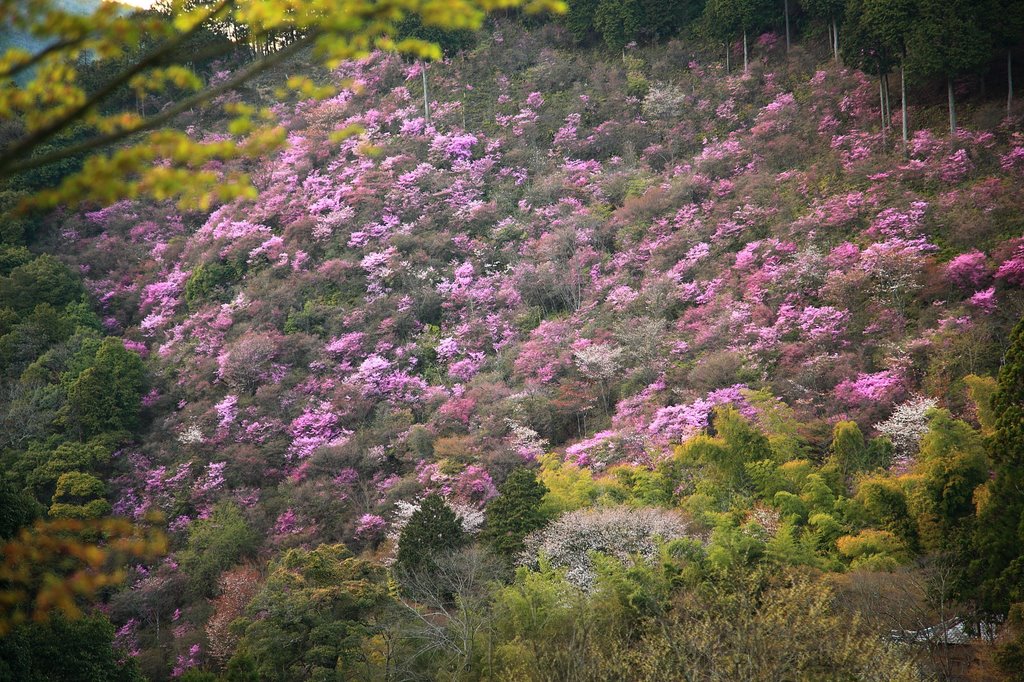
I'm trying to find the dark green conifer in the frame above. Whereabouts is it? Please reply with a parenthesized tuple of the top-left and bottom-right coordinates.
(482, 468, 549, 560)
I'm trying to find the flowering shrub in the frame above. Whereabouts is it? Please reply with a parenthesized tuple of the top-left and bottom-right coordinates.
(873, 396, 938, 470)
(835, 370, 904, 404)
(945, 251, 990, 288)
(354, 514, 387, 541)
(35, 27, 1024, 673)
(520, 507, 693, 589)
(648, 385, 756, 446)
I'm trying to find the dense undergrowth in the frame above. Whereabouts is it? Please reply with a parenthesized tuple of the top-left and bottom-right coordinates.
(4, 18, 1024, 681)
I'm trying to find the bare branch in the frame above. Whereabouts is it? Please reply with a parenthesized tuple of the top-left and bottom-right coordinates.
(0, 0, 235, 173)
(0, 31, 316, 178)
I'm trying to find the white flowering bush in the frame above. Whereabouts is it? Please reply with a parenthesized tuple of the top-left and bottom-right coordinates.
(520, 506, 693, 590)
(641, 82, 688, 120)
(573, 344, 623, 382)
(873, 395, 938, 469)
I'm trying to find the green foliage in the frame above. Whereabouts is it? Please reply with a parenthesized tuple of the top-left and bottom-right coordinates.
(178, 671, 219, 682)
(744, 459, 789, 499)
(672, 408, 772, 495)
(773, 490, 809, 521)
(23, 439, 113, 493)
(230, 544, 391, 682)
(972, 317, 1024, 611)
(184, 260, 244, 309)
(855, 475, 918, 552)
(593, 1, 643, 51)
(799, 0, 845, 23)
(907, 410, 987, 554)
(537, 453, 600, 514)
(707, 518, 766, 569)
(907, 0, 991, 78)
(396, 13, 477, 56)
(48, 471, 110, 520)
(841, 0, 912, 73)
(59, 337, 145, 440)
(566, 0, 704, 50)
(179, 503, 260, 598)
(994, 603, 1024, 681)
(0, 244, 33, 274)
(0, 613, 144, 682)
(0, 254, 84, 315)
(491, 561, 592, 677)
(836, 529, 908, 569)
(482, 468, 550, 560)
(965, 373, 998, 436)
(702, 0, 775, 43)
(765, 521, 819, 567)
(0, 477, 39, 539)
(824, 420, 869, 482)
(395, 493, 466, 575)
(807, 512, 845, 552)
(744, 388, 808, 461)
(612, 465, 674, 505)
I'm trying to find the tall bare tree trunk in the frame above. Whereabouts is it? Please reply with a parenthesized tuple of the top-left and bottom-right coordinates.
(743, 28, 749, 73)
(879, 73, 887, 146)
(726, 41, 730, 73)
(784, 0, 791, 52)
(948, 78, 957, 134)
(833, 18, 839, 63)
(883, 72, 891, 126)
(422, 62, 431, 125)
(1009, 49, 1015, 117)
(901, 63, 908, 153)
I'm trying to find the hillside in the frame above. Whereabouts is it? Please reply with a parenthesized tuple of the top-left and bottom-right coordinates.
(5, 16, 1024, 681)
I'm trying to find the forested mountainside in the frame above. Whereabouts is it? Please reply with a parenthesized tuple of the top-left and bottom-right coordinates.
(5, 4, 1024, 680)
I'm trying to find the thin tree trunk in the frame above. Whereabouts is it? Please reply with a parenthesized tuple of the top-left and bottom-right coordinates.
(422, 62, 431, 125)
(784, 0, 791, 52)
(743, 28, 748, 73)
(726, 41, 730, 74)
(901, 63, 908, 153)
(1009, 49, 1014, 117)
(948, 77, 957, 134)
(879, 73, 887, 146)
(833, 18, 839, 62)
(880, 73, 888, 126)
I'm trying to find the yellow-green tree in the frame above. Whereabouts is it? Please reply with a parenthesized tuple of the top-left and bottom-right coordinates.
(0, 0, 565, 210)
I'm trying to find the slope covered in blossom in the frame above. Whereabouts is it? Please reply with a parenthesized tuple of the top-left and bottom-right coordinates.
(22, 21, 1024, 678)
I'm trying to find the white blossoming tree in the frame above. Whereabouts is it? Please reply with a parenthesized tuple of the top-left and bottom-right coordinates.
(520, 506, 694, 590)
(873, 395, 938, 471)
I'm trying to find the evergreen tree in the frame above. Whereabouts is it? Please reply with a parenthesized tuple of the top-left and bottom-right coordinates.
(982, 0, 1024, 116)
(0, 613, 144, 682)
(482, 468, 550, 560)
(564, 0, 602, 44)
(702, 0, 743, 72)
(907, 0, 991, 134)
(843, 0, 914, 147)
(799, 0, 844, 60)
(703, 0, 774, 72)
(574, 0, 705, 50)
(395, 494, 467, 575)
(60, 337, 145, 440)
(972, 317, 1024, 612)
(0, 477, 38, 539)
